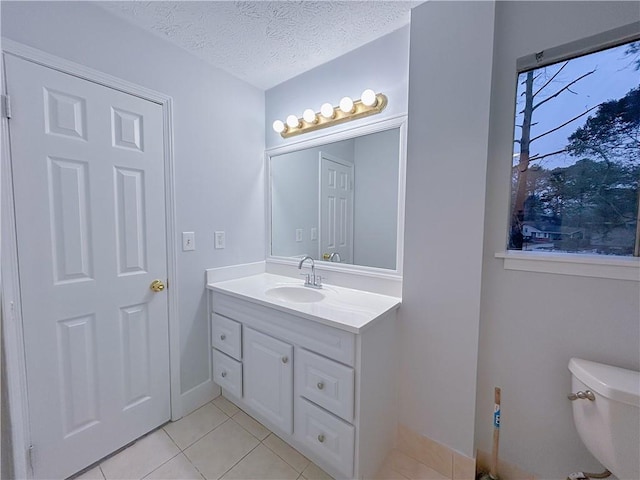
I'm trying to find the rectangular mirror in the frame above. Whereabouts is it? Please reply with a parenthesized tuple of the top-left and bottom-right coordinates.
(267, 117, 406, 274)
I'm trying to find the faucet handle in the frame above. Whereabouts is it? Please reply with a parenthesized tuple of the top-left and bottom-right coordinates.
(314, 275, 322, 287)
(300, 273, 311, 285)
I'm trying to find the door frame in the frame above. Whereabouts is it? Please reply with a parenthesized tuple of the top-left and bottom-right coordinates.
(1, 39, 181, 479)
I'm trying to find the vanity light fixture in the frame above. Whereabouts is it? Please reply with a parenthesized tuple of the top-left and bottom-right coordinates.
(272, 89, 388, 138)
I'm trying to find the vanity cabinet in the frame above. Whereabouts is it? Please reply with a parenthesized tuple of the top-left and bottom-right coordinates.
(209, 286, 398, 480)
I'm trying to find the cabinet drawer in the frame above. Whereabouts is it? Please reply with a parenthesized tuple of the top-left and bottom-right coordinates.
(295, 398, 354, 478)
(212, 349, 242, 398)
(296, 348, 354, 422)
(212, 313, 242, 360)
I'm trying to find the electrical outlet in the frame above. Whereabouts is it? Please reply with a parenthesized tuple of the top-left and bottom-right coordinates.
(310, 227, 317, 241)
(182, 232, 195, 251)
(214, 231, 225, 249)
(296, 229, 303, 242)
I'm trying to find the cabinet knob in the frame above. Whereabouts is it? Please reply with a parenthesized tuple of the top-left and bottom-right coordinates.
(281, 356, 289, 364)
(221, 371, 227, 378)
(220, 334, 226, 341)
(317, 382, 324, 390)
(317, 434, 325, 443)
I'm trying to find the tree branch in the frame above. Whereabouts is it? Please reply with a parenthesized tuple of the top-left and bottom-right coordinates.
(532, 69, 596, 111)
(529, 148, 567, 162)
(533, 61, 568, 98)
(530, 104, 600, 143)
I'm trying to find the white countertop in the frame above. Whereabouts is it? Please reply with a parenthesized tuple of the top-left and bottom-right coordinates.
(206, 273, 401, 334)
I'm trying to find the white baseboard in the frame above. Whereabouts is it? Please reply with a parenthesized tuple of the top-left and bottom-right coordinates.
(177, 379, 220, 419)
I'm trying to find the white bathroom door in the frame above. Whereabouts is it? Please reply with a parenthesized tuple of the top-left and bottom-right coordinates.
(5, 55, 170, 479)
(319, 153, 353, 264)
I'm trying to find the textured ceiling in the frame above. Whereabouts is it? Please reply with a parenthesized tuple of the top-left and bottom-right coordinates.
(98, 1, 418, 90)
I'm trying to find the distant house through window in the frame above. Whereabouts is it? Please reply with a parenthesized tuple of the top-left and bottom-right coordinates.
(509, 36, 640, 256)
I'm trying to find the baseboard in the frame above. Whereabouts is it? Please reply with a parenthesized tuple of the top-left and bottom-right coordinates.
(476, 449, 536, 480)
(179, 379, 219, 418)
(396, 423, 476, 480)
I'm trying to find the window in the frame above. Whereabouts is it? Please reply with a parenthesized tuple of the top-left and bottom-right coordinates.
(509, 35, 639, 257)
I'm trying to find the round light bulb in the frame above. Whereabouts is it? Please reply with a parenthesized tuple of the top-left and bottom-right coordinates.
(339, 96, 354, 114)
(302, 108, 317, 124)
(286, 114, 300, 129)
(360, 89, 377, 107)
(320, 102, 335, 119)
(272, 120, 285, 133)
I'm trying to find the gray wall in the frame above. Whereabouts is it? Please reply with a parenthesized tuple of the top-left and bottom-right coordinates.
(1, 2, 265, 399)
(476, 2, 640, 478)
(401, 0, 496, 457)
(353, 129, 399, 270)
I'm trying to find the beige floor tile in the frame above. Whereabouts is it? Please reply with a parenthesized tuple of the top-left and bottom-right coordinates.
(369, 464, 409, 480)
(387, 450, 449, 480)
(183, 419, 259, 480)
(101, 430, 180, 480)
(73, 466, 105, 480)
(221, 444, 299, 480)
(144, 453, 204, 479)
(211, 395, 240, 417)
(262, 433, 310, 473)
(232, 410, 271, 440)
(301, 462, 333, 480)
(164, 402, 228, 450)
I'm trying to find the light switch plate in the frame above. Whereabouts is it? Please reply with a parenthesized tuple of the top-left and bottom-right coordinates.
(296, 229, 303, 242)
(214, 231, 225, 249)
(182, 232, 195, 251)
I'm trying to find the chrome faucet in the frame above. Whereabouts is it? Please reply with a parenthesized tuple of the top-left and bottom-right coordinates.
(298, 255, 322, 289)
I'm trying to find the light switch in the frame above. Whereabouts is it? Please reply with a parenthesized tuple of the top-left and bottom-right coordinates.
(214, 231, 225, 249)
(296, 229, 303, 242)
(182, 232, 195, 251)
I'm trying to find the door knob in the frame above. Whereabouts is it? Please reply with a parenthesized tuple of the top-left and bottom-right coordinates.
(150, 280, 165, 292)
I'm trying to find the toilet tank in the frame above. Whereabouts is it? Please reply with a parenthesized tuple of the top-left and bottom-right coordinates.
(569, 358, 640, 480)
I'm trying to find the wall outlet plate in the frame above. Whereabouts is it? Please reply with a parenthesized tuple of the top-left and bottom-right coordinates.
(296, 229, 303, 242)
(214, 231, 225, 249)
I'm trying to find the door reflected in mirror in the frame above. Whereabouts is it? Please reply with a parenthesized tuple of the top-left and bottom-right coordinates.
(270, 126, 402, 271)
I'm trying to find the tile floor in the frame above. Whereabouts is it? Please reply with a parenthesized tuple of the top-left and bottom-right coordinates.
(71, 395, 447, 480)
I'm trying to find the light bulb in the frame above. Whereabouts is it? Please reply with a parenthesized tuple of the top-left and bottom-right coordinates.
(320, 102, 335, 119)
(286, 115, 300, 129)
(339, 96, 354, 114)
(272, 120, 285, 133)
(303, 108, 317, 124)
(361, 89, 377, 107)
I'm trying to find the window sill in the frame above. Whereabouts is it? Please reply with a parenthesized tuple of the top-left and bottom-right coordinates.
(495, 251, 640, 281)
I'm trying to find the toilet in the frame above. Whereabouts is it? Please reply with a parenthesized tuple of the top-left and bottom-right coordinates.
(569, 358, 640, 480)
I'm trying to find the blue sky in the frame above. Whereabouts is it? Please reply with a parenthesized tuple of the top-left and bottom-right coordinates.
(513, 42, 639, 169)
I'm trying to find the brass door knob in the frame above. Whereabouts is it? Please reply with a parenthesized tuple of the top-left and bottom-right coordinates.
(150, 280, 165, 292)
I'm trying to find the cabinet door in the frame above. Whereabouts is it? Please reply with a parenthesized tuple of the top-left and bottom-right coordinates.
(243, 327, 293, 434)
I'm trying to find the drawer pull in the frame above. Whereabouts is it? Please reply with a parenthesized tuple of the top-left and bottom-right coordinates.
(282, 356, 289, 364)
(220, 334, 226, 341)
(317, 434, 325, 443)
(317, 382, 324, 390)
(221, 371, 227, 378)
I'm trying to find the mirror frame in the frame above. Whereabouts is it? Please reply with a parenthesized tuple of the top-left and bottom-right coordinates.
(265, 114, 408, 278)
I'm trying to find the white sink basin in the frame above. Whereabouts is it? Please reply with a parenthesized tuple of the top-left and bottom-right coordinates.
(265, 285, 325, 303)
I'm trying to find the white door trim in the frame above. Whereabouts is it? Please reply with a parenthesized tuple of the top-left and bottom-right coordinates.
(1, 38, 180, 479)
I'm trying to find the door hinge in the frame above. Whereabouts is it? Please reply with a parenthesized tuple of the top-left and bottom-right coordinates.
(27, 444, 34, 473)
(1, 94, 12, 119)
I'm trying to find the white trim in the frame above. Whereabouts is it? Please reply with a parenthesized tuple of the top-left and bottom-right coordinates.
(265, 114, 407, 283)
(179, 379, 219, 417)
(495, 251, 640, 281)
(1, 39, 181, 477)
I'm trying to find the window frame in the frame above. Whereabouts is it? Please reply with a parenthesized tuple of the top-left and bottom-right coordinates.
(498, 21, 640, 281)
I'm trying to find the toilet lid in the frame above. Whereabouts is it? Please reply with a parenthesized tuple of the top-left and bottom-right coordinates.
(569, 358, 640, 407)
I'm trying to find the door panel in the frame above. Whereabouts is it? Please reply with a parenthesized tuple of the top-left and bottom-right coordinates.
(319, 153, 353, 263)
(5, 54, 170, 479)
